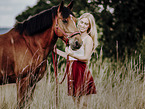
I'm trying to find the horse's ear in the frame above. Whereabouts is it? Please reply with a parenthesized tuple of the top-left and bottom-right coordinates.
(67, 0, 74, 10)
(58, 0, 64, 12)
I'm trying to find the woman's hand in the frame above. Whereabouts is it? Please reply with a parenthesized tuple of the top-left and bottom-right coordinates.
(65, 47, 73, 56)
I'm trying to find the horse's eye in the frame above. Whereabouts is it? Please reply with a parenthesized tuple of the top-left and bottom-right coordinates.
(62, 19, 68, 23)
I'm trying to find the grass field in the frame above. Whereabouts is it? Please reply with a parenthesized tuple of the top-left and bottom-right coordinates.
(0, 56, 145, 109)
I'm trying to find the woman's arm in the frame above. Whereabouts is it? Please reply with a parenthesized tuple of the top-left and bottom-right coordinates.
(66, 37, 93, 62)
(55, 48, 67, 59)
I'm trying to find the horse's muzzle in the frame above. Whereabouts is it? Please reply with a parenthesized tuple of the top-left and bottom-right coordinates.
(70, 39, 83, 50)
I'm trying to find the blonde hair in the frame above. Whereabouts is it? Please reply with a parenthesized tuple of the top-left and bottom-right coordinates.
(78, 13, 98, 51)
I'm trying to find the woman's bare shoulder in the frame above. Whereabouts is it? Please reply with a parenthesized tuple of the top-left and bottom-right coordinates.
(85, 35, 93, 43)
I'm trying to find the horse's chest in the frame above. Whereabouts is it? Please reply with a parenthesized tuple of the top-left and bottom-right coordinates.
(31, 53, 47, 72)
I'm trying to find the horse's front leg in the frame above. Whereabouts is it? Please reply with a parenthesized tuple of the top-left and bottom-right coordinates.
(16, 75, 36, 109)
(16, 76, 28, 109)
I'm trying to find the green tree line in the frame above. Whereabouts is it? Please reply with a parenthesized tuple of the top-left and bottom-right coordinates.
(15, 0, 145, 63)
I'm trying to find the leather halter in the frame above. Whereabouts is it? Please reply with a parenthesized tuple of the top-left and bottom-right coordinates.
(54, 16, 80, 46)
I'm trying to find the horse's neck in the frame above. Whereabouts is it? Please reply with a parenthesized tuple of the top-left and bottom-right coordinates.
(23, 28, 57, 57)
(36, 28, 57, 49)
(39, 28, 58, 57)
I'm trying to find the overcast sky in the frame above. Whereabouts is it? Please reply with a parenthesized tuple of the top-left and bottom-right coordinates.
(0, 0, 37, 27)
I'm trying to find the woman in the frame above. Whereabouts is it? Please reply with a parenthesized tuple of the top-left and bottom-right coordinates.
(56, 13, 97, 108)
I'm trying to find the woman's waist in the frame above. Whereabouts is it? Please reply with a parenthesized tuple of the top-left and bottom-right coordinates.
(68, 55, 84, 61)
(68, 60, 87, 64)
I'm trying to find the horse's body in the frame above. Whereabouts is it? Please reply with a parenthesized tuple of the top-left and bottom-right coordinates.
(0, 1, 82, 108)
(0, 28, 56, 84)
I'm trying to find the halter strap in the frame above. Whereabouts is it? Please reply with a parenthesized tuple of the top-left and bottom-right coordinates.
(52, 45, 69, 84)
(68, 32, 81, 38)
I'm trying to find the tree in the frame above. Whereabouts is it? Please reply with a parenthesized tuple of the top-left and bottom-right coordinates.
(15, 0, 145, 62)
(16, 0, 51, 22)
(87, 0, 145, 61)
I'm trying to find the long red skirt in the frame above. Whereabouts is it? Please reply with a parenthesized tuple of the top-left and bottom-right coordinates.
(67, 60, 97, 97)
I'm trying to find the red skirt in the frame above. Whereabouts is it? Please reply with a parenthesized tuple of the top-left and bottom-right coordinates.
(67, 60, 97, 97)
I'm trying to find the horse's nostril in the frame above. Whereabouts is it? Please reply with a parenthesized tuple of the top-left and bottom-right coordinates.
(75, 40, 79, 46)
(70, 39, 82, 50)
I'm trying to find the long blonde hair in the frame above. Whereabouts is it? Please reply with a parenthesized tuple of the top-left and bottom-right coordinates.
(78, 13, 98, 51)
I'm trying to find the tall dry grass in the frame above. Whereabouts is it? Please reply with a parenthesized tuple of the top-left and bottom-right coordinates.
(0, 56, 145, 109)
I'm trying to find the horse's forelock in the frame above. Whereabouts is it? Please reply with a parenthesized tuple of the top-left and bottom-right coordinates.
(61, 6, 74, 18)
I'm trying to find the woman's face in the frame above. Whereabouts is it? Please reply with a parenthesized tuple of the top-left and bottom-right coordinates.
(78, 18, 90, 33)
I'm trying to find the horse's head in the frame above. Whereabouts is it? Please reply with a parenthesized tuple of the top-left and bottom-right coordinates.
(54, 1, 82, 50)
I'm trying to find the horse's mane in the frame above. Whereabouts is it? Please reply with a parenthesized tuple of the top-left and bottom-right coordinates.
(14, 6, 74, 36)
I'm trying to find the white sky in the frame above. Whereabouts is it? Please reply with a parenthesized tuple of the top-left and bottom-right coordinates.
(0, 0, 37, 27)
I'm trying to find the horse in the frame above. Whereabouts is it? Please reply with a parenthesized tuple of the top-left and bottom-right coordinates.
(0, 1, 82, 108)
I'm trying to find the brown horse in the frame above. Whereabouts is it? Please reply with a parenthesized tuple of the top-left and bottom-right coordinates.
(0, 1, 82, 108)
